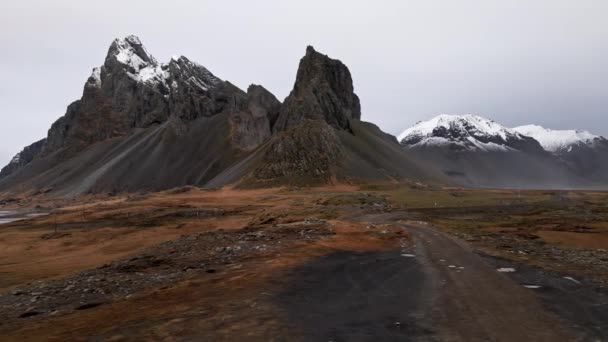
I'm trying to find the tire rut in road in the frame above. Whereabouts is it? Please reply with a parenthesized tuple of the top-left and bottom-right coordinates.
(404, 224, 573, 342)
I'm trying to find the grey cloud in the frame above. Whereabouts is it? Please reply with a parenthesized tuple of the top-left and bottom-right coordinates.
(1, 0, 606, 166)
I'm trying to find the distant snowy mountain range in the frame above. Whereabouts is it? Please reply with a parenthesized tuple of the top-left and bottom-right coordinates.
(513, 124, 605, 154)
(398, 114, 608, 189)
(398, 114, 606, 155)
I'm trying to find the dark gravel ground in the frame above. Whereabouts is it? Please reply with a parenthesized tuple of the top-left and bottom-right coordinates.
(480, 252, 608, 341)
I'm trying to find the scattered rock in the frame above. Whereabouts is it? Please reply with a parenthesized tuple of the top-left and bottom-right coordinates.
(75, 302, 104, 310)
(18, 310, 42, 318)
(41, 232, 71, 240)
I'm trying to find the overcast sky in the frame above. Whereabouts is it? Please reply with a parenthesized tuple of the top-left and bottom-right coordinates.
(1, 0, 607, 167)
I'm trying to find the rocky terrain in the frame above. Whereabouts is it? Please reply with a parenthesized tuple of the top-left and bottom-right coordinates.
(0, 186, 606, 341)
(0, 221, 334, 323)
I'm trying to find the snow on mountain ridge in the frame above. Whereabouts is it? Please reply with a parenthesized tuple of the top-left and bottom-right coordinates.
(399, 114, 604, 154)
(112, 35, 158, 71)
(513, 124, 601, 152)
(398, 114, 526, 152)
(99, 36, 221, 91)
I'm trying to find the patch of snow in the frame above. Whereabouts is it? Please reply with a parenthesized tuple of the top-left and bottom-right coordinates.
(26, 213, 48, 218)
(187, 76, 209, 92)
(193, 62, 221, 86)
(523, 284, 542, 289)
(115, 46, 147, 71)
(112, 36, 157, 72)
(10, 153, 21, 164)
(410, 136, 453, 147)
(89, 67, 101, 87)
(563, 276, 581, 284)
(466, 137, 512, 152)
(497, 267, 516, 273)
(401, 254, 416, 258)
(513, 124, 600, 152)
(138, 64, 170, 85)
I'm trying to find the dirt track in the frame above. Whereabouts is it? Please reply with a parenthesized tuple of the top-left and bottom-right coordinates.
(276, 220, 605, 341)
(276, 223, 580, 341)
(403, 223, 572, 341)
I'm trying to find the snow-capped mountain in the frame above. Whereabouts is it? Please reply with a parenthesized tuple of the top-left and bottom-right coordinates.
(398, 114, 544, 153)
(396, 114, 608, 189)
(513, 124, 607, 154)
(104, 36, 221, 91)
(0, 35, 282, 191)
(512, 124, 608, 182)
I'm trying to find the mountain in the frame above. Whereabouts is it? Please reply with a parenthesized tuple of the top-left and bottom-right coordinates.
(211, 46, 447, 188)
(513, 125, 607, 153)
(398, 115, 545, 153)
(398, 115, 599, 189)
(514, 125, 608, 182)
(273, 46, 361, 132)
(0, 37, 445, 196)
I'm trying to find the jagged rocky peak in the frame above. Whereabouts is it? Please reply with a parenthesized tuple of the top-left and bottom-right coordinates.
(167, 55, 222, 92)
(105, 35, 158, 72)
(11, 34, 256, 166)
(399, 114, 544, 153)
(96, 37, 222, 94)
(273, 45, 361, 132)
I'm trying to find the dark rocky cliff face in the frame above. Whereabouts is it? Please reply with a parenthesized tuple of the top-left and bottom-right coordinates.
(273, 46, 361, 132)
(42, 36, 261, 156)
(247, 120, 342, 187)
(229, 85, 281, 151)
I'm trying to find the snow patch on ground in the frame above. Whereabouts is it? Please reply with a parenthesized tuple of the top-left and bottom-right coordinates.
(563, 276, 581, 284)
